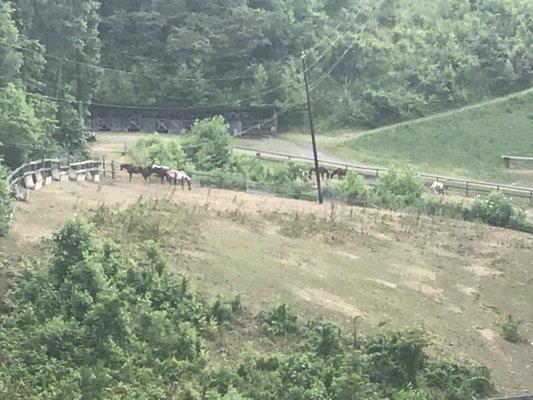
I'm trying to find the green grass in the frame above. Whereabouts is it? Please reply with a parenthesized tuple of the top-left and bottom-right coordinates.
(314, 89, 533, 184)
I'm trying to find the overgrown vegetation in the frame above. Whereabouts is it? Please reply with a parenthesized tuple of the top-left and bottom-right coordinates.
(336, 165, 531, 232)
(0, 159, 12, 236)
(0, 218, 496, 399)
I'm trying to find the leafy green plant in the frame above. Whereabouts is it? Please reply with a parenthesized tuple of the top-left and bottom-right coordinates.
(470, 191, 514, 227)
(377, 165, 424, 204)
(129, 133, 191, 169)
(182, 116, 231, 171)
(258, 303, 299, 338)
(500, 314, 523, 343)
(339, 171, 373, 205)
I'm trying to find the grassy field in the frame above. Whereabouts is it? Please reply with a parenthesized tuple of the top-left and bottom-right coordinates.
(283, 88, 533, 186)
(1, 178, 532, 394)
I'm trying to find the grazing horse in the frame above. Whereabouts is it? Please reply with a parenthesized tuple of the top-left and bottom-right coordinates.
(309, 166, 330, 180)
(148, 164, 170, 183)
(167, 169, 192, 190)
(429, 179, 446, 195)
(330, 168, 348, 180)
(120, 164, 150, 181)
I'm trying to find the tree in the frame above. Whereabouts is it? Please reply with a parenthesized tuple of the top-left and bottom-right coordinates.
(182, 116, 231, 171)
(0, 159, 13, 236)
(0, 84, 46, 167)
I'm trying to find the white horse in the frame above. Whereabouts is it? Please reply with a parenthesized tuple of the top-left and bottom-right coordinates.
(167, 169, 192, 190)
(429, 179, 446, 195)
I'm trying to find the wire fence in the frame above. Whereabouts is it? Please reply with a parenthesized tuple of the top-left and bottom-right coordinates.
(233, 146, 533, 206)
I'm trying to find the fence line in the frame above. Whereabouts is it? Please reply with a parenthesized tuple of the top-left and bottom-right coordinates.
(233, 146, 533, 205)
(8, 159, 103, 199)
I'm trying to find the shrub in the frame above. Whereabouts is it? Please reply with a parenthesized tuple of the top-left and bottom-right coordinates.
(338, 171, 373, 206)
(0, 159, 13, 236)
(363, 328, 430, 390)
(500, 314, 523, 343)
(304, 321, 344, 358)
(182, 116, 231, 171)
(470, 191, 514, 227)
(377, 165, 424, 204)
(130, 133, 190, 169)
(258, 303, 299, 338)
(423, 360, 494, 399)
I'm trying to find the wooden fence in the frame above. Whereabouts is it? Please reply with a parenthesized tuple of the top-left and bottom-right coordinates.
(234, 146, 533, 205)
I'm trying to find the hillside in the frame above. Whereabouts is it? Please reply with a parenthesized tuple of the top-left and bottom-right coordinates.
(314, 89, 533, 185)
(1, 179, 532, 394)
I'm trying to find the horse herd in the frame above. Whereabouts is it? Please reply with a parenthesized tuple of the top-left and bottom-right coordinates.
(120, 164, 192, 190)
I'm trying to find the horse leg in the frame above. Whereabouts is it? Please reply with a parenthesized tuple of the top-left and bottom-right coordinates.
(187, 179, 191, 191)
(129, 172, 132, 182)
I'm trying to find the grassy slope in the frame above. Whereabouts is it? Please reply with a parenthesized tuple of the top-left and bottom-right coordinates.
(314, 89, 533, 184)
(1, 181, 532, 393)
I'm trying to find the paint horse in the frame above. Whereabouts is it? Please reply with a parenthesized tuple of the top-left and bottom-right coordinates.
(120, 164, 151, 181)
(148, 164, 171, 183)
(167, 169, 192, 190)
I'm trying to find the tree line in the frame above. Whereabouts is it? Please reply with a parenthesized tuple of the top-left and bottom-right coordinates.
(0, 0, 531, 169)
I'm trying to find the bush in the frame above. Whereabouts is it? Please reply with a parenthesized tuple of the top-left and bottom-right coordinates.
(470, 191, 514, 227)
(0, 160, 13, 236)
(377, 165, 424, 204)
(130, 133, 190, 169)
(258, 304, 299, 338)
(182, 116, 231, 171)
(500, 314, 523, 343)
(339, 171, 373, 206)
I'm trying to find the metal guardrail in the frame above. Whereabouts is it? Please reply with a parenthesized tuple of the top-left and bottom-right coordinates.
(7, 159, 102, 190)
(233, 146, 533, 205)
(502, 155, 533, 168)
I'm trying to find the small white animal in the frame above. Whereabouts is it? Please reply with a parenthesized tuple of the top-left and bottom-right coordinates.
(430, 179, 445, 195)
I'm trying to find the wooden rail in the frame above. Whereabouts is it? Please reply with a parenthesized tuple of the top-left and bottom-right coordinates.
(234, 146, 533, 205)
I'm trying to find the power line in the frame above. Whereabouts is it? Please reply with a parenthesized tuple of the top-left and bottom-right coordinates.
(0, 40, 259, 83)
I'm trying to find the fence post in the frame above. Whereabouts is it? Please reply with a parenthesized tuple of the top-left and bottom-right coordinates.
(111, 161, 115, 180)
(102, 156, 106, 178)
(465, 181, 469, 197)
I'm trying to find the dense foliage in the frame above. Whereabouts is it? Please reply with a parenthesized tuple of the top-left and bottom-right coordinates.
(0, 159, 12, 236)
(0, 0, 530, 169)
(0, 1, 96, 167)
(0, 218, 495, 399)
(95, 0, 531, 128)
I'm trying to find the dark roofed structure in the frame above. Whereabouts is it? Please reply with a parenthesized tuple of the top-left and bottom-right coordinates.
(85, 104, 280, 136)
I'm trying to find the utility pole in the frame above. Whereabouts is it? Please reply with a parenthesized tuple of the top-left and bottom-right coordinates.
(302, 54, 323, 204)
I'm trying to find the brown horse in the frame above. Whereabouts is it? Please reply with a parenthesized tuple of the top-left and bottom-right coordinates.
(120, 164, 151, 181)
(309, 166, 330, 180)
(330, 168, 348, 180)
